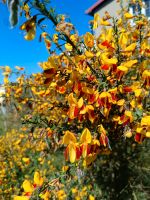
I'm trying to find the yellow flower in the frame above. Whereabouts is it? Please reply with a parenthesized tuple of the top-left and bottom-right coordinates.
(20, 17, 36, 40)
(100, 18, 111, 26)
(119, 32, 128, 48)
(22, 3, 30, 18)
(44, 39, 51, 50)
(22, 3, 29, 13)
(136, 127, 143, 133)
(14, 172, 44, 200)
(124, 12, 134, 19)
(72, 187, 78, 194)
(70, 34, 78, 43)
(83, 153, 97, 167)
(124, 43, 136, 52)
(130, 99, 136, 108)
(40, 191, 51, 200)
(68, 142, 77, 163)
(14, 196, 29, 200)
(65, 34, 78, 51)
(125, 111, 133, 123)
(105, 28, 113, 42)
(34, 171, 44, 187)
(62, 131, 77, 145)
(68, 93, 77, 105)
(65, 43, 72, 51)
(62, 165, 69, 172)
(142, 70, 150, 88)
(101, 53, 118, 65)
(5, 66, 12, 74)
(116, 66, 128, 80)
(78, 97, 84, 108)
(84, 32, 94, 48)
(53, 34, 58, 43)
(67, 94, 84, 119)
(93, 13, 100, 29)
(63, 131, 78, 163)
(117, 65, 128, 72)
(141, 116, 150, 126)
(80, 128, 92, 144)
(41, 32, 48, 38)
(119, 111, 133, 125)
(99, 91, 112, 107)
(124, 130, 132, 138)
(75, 197, 81, 200)
(122, 60, 138, 68)
(15, 66, 24, 71)
(22, 180, 34, 193)
(4, 75, 9, 84)
(80, 128, 92, 158)
(85, 51, 94, 58)
(89, 194, 95, 200)
(134, 89, 142, 97)
(98, 124, 109, 146)
(22, 157, 30, 164)
(57, 189, 66, 200)
(117, 99, 125, 106)
(79, 105, 95, 123)
(145, 132, 150, 138)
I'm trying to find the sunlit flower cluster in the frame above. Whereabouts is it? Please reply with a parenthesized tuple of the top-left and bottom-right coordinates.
(1, 0, 150, 199)
(3, 0, 150, 167)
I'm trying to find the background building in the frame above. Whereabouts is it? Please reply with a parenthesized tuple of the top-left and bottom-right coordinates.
(86, 0, 150, 36)
(86, 0, 126, 18)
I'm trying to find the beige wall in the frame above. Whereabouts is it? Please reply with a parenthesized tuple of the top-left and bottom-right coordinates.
(94, 0, 128, 37)
(0, 86, 5, 105)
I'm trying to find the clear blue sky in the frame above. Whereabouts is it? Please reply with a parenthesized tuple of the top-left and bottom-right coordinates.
(0, 0, 96, 82)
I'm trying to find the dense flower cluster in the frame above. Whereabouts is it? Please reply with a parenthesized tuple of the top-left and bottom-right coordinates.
(1, 0, 150, 199)
(0, 129, 49, 197)
(4, 0, 150, 164)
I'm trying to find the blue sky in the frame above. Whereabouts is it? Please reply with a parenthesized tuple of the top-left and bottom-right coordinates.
(0, 0, 96, 82)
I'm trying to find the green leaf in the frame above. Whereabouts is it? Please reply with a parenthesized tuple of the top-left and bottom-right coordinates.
(135, 108, 143, 118)
(9, 0, 19, 27)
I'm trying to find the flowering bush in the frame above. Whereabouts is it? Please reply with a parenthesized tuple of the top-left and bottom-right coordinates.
(1, 0, 150, 199)
(0, 129, 98, 199)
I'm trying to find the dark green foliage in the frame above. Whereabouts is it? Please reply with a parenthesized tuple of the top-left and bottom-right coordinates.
(84, 140, 150, 200)
(8, 0, 19, 27)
